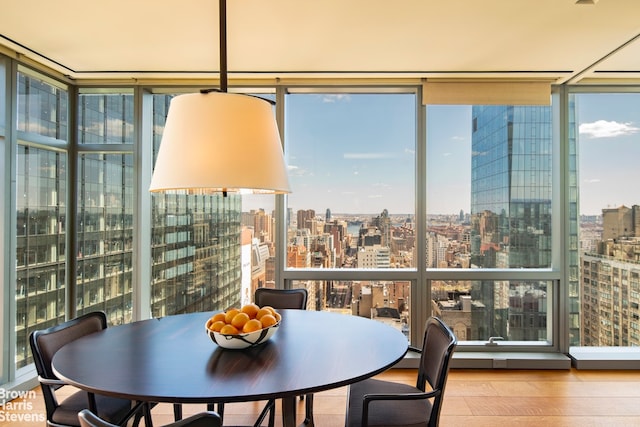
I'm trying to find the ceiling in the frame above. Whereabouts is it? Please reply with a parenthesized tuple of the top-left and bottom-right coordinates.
(1, 0, 640, 84)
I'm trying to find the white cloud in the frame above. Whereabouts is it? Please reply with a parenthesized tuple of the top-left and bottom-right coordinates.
(372, 182, 392, 190)
(344, 152, 396, 159)
(321, 94, 350, 103)
(583, 178, 601, 183)
(579, 120, 640, 139)
(287, 165, 312, 177)
(443, 152, 452, 157)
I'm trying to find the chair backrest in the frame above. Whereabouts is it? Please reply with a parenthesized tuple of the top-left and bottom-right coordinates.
(30, 311, 108, 380)
(416, 316, 457, 427)
(79, 409, 222, 427)
(29, 311, 108, 421)
(254, 288, 308, 310)
(78, 409, 117, 427)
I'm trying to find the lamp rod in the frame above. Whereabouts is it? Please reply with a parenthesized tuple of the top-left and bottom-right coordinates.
(219, 0, 227, 93)
(201, 0, 228, 95)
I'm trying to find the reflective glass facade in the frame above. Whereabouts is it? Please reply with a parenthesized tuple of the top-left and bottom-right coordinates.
(76, 153, 134, 324)
(150, 94, 243, 317)
(78, 92, 134, 144)
(15, 72, 68, 368)
(469, 105, 552, 340)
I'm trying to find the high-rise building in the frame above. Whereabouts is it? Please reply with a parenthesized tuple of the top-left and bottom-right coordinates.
(602, 205, 640, 240)
(357, 245, 391, 268)
(469, 105, 553, 340)
(581, 205, 640, 346)
(581, 247, 640, 346)
(297, 209, 316, 230)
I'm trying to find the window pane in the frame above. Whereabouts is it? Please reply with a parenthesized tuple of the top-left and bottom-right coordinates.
(575, 93, 640, 347)
(78, 91, 134, 144)
(285, 93, 416, 269)
(0, 57, 5, 131)
(240, 197, 276, 306)
(427, 105, 553, 269)
(290, 279, 410, 340)
(15, 145, 67, 369)
(433, 279, 551, 341)
(427, 104, 557, 343)
(17, 71, 68, 140)
(151, 94, 254, 316)
(76, 153, 133, 325)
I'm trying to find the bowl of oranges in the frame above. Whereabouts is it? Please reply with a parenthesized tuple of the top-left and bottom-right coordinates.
(205, 304, 281, 349)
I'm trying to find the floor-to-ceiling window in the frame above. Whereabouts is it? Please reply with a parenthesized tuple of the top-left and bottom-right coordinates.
(572, 90, 640, 348)
(76, 90, 135, 325)
(282, 90, 417, 340)
(424, 102, 568, 346)
(15, 67, 68, 369)
(0, 55, 6, 383)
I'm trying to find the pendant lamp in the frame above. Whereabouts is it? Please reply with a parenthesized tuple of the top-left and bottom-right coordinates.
(149, 0, 291, 195)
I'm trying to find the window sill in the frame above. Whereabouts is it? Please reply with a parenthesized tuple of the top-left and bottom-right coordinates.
(394, 351, 571, 370)
(570, 346, 640, 370)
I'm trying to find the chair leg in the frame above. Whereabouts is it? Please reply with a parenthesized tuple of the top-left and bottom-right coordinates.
(128, 402, 153, 427)
(268, 400, 276, 427)
(173, 404, 182, 421)
(207, 402, 224, 423)
(143, 402, 154, 427)
(253, 399, 275, 427)
(128, 402, 143, 427)
(303, 393, 314, 425)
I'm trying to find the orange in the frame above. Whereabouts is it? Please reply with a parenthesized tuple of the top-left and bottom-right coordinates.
(209, 320, 226, 332)
(211, 312, 226, 323)
(256, 308, 272, 320)
(260, 314, 277, 328)
(243, 318, 263, 333)
(241, 303, 260, 319)
(224, 308, 240, 324)
(206, 319, 215, 330)
(231, 312, 250, 329)
(219, 324, 239, 335)
(262, 306, 277, 316)
(273, 312, 282, 322)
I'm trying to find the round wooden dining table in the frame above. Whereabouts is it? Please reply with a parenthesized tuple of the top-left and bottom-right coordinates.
(52, 309, 408, 427)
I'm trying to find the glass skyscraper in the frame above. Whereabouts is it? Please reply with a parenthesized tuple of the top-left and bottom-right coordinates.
(470, 105, 552, 341)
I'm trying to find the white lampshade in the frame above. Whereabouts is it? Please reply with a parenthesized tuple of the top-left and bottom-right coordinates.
(149, 92, 291, 195)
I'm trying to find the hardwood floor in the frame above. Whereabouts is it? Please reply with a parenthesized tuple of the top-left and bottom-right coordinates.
(3, 368, 640, 426)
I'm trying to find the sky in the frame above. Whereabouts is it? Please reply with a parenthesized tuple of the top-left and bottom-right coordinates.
(574, 93, 640, 215)
(285, 93, 415, 215)
(245, 92, 640, 217)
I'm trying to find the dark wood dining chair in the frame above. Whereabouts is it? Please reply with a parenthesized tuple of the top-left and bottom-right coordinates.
(29, 311, 147, 427)
(78, 409, 221, 427)
(254, 287, 312, 427)
(345, 316, 457, 427)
